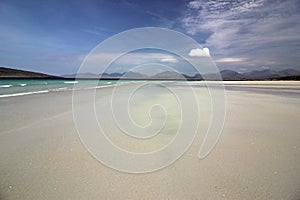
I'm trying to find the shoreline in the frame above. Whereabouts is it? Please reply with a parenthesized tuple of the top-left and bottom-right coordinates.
(0, 80, 299, 99)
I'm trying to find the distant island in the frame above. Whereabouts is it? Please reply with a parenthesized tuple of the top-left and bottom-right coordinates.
(0, 67, 60, 79)
(1, 66, 300, 81)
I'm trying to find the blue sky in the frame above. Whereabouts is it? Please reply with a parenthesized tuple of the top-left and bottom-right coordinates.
(0, 0, 299, 75)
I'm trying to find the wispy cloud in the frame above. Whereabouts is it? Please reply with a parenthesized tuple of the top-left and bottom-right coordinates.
(181, 0, 300, 71)
(160, 56, 178, 63)
(215, 57, 246, 63)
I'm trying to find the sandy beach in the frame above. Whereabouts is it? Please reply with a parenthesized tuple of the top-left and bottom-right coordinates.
(0, 81, 300, 200)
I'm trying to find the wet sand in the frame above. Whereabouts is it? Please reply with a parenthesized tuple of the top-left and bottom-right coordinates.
(0, 81, 300, 199)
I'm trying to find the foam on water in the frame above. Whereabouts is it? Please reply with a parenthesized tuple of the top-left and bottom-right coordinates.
(51, 87, 68, 91)
(0, 79, 131, 98)
(0, 90, 49, 98)
(0, 85, 12, 88)
(64, 81, 78, 84)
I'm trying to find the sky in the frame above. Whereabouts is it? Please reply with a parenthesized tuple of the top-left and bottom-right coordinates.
(0, 0, 299, 75)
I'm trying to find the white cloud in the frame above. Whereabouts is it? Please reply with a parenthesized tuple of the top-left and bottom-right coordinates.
(160, 56, 178, 63)
(189, 48, 210, 57)
(215, 58, 245, 63)
(203, 47, 210, 56)
(188, 1, 202, 9)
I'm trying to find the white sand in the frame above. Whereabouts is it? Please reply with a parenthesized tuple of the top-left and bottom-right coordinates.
(0, 81, 299, 199)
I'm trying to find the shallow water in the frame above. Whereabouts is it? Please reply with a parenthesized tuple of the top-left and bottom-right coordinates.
(0, 79, 121, 97)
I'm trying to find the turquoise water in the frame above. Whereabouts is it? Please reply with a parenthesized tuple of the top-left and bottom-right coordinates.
(0, 79, 122, 97)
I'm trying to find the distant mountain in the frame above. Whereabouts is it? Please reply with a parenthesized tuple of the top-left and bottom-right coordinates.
(63, 68, 300, 80)
(102, 72, 123, 78)
(220, 70, 247, 80)
(192, 73, 203, 80)
(150, 71, 186, 79)
(243, 69, 281, 79)
(64, 73, 99, 79)
(270, 75, 300, 81)
(100, 71, 147, 79)
(191, 69, 300, 81)
(118, 71, 148, 79)
(278, 69, 300, 76)
(2, 66, 300, 80)
(0, 67, 60, 78)
(201, 70, 246, 80)
(243, 69, 300, 80)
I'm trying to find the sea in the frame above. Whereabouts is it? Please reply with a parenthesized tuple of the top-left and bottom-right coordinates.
(0, 79, 124, 98)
